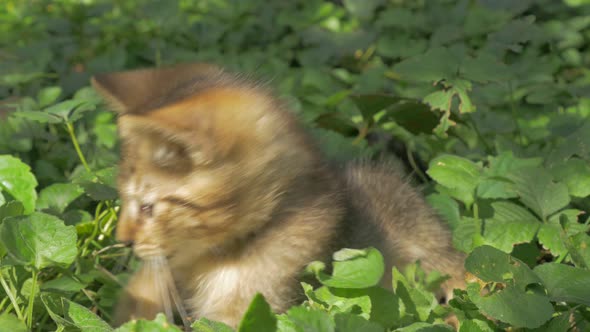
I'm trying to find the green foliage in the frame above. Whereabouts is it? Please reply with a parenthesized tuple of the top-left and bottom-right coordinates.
(0, 0, 589, 331)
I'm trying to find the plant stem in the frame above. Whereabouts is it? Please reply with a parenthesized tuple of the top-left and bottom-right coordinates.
(65, 121, 91, 173)
(406, 146, 428, 183)
(0, 270, 24, 320)
(26, 270, 38, 329)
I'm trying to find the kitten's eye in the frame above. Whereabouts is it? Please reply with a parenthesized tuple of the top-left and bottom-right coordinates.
(140, 203, 154, 217)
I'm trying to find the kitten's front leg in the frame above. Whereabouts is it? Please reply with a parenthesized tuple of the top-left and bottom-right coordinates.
(113, 264, 165, 326)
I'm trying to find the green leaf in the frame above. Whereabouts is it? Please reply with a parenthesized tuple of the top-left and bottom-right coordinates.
(458, 319, 494, 332)
(315, 248, 385, 288)
(44, 99, 94, 122)
(0, 155, 38, 214)
(465, 246, 541, 288)
(42, 295, 113, 331)
(423, 90, 454, 114)
(466, 283, 553, 329)
(427, 155, 481, 207)
(0, 212, 77, 269)
(426, 193, 461, 230)
(37, 86, 62, 108)
(36, 183, 84, 214)
(550, 158, 590, 197)
(508, 167, 570, 221)
(548, 121, 590, 164)
(192, 318, 234, 332)
(460, 53, 510, 83)
(482, 202, 540, 253)
(534, 263, 590, 306)
(568, 232, 590, 268)
(0, 313, 27, 332)
(452, 217, 483, 253)
(334, 313, 384, 332)
(350, 94, 402, 121)
(0, 200, 24, 221)
(238, 293, 277, 332)
(392, 47, 460, 82)
(537, 210, 587, 258)
(13, 111, 63, 124)
(380, 102, 439, 135)
(284, 307, 335, 332)
(477, 152, 542, 199)
(392, 267, 438, 322)
(394, 322, 454, 332)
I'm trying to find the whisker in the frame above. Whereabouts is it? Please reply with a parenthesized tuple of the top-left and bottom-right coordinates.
(160, 257, 191, 330)
(151, 256, 175, 324)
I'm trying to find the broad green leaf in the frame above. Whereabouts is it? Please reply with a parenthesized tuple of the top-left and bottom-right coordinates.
(508, 167, 570, 221)
(0, 212, 77, 269)
(452, 217, 483, 253)
(0, 200, 24, 221)
(42, 295, 112, 331)
(315, 248, 384, 288)
(477, 152, 543, 199)
(0, 155, 38, 214)
(392, 267, 438, 322)
(458, 319, 494, 332)
(534, 263, 590, 306)
(448, 79, 475, 114)
(548, 121, 590, 164)
(44, 99, 94, 122)
(465, 246, 541, 288)
(529, 312, 573, 332)
(426, 193, 461, 230)
(334, 313, 384, 332)
(350, 94, 402, 121)
(12, 111, 62, 124)
(460, 53, 510, 83)
(394, 322, 454, 332)
(192, 318, 234, 332)
(392, 47, 460, 82)
(482, 202, 540, 253)
(0, 313, 27, 332)
(285, 307, 335, 332)
(427, 155, 481, 207)
(466, 283, 553, 329)
(238, 293, 277, 332)
(343, 0, 383, 20)
(537, 210, 587, 258)
(37, 86, 62, 107)
(36, 183, 84, 214)
(423, 90, 454, 114)
(41, 275, 88, 294)
(551, 158, 590, 197)
(568, 232, 590, 268)
(380, 102, 439, 135)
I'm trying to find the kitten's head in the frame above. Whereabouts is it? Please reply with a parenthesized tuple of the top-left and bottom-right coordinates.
(92, 64, 319, 261)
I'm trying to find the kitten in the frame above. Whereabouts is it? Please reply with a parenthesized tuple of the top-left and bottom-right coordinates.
(91, 63, 465, 328)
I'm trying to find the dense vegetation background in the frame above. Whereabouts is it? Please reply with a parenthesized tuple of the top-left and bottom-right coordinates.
(0, 0, 589, 331)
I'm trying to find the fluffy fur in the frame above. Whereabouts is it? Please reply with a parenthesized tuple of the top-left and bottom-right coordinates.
(91, 63, 465, 327)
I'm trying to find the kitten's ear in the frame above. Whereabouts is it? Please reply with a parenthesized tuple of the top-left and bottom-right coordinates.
(118, 114, 213, 167)
(91, 63, 221, 113)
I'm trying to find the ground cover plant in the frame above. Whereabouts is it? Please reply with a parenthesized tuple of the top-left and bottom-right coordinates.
(1, 0, 589, 331)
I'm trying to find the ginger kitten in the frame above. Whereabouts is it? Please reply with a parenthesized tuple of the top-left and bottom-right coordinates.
(91, 63, 465, 328)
